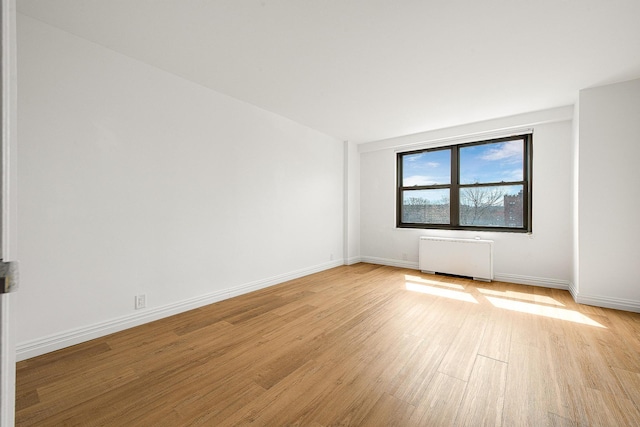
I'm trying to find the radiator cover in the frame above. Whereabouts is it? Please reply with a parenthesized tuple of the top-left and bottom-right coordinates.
(419, 237, 493, 281)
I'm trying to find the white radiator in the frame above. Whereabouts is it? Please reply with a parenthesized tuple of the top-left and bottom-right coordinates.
(419, 237, 493, 281)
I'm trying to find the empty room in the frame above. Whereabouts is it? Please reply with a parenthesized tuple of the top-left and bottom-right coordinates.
(1, 0, 640, 425)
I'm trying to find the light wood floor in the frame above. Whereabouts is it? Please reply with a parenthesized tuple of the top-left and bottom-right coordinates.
(15, 264, 640, 426)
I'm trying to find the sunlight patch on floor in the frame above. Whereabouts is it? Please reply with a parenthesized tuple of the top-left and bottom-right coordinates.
(406, 282, 478, 304)
(477, 287, 565, 307)
(485, 296, 606, 328)
(404, 275, 465, 290)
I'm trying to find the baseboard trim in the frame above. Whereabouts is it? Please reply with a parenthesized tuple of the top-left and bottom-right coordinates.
(16, 259, 344, 361)
(361, 257, 572, 290)
(344, 256, 362, 266)
(492, 273, 570, 290)
(226, 259, 343, 298)
(568, 281, 578, 301)
(360, 256, 420, 270)
(573, 293, 640, 314)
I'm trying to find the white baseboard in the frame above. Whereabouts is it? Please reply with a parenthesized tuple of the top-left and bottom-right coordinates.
(16, 259, 344, 361)
(225, 259, 343, 298)
(360, 256, 419, 270)
(492, 273, 570, 290)
(572, 292, 640, 314)
(344, 256, 362, 265)
(360, 257, 573, 291)
(567, 281, 640, 313)
(568, 281, 578, 300)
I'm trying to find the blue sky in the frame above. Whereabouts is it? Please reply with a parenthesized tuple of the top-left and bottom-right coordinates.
(402, 140, 524, 186)
(402, 149, 450, 186)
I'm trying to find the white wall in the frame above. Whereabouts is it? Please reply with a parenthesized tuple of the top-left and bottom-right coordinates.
(345, 141, 360, 264)
(571, 99, 580, 299)
(16, 15, 344, 359)
(359, 107, 574, 288)
(576, 78, 640, 311)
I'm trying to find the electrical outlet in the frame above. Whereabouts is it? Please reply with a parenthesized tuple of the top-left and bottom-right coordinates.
(330, 253, 334, 261)
(135, 294, 146, 310)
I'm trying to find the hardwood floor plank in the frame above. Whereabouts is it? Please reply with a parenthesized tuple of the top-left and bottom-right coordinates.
(477, 303, 513, 362)
(137, 379, 266, 426)
(14, 389, 38, 413)
(16, 341, 114, 391)
(388, 338, 449, 406)
(437, 311, 488, 381)
(503, 340, 560, 425)
(453, 355, 507, 427)
(613, 367, 640, 408)
(268, 356, 380, 425)
(216, 359, 327, 426)
(580, 387, 640, 426)
(359, 392, 417, 426)
(409, 372, 467, 426)
(547, 411, 578, 427)
(559, 319, 629, 398)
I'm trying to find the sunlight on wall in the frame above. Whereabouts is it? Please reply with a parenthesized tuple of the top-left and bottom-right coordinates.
(484, 296, 605, 328)
(405, 282, 478, 304)
(476, 287, 565, 307)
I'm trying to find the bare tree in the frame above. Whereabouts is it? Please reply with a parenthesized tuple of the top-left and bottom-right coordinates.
(405, 197, 428, 206)
(460, 187, 505, 225)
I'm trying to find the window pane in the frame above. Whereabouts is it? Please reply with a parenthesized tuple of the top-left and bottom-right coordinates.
(402, 149, 450, 186)
(460, 140, 524, 184)
(402, 189, 450, 224)
(459, 185, 523, 227)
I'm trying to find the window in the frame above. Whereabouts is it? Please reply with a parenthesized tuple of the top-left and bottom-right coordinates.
(397, 134, 532, 232)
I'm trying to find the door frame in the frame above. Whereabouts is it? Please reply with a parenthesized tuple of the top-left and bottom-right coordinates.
(0, 0, 18, 425)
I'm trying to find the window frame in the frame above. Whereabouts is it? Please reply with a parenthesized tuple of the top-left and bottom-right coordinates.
(396, 134, 532, 233)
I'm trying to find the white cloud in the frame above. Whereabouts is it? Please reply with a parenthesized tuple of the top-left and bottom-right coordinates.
(481, 141, 522, 162)
(404, 175, 430, 186)
(503, 168, 523, 182)
(404, 175, 448, 186)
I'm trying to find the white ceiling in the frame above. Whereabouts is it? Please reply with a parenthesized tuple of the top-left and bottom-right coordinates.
(17, 0, 640, 143)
